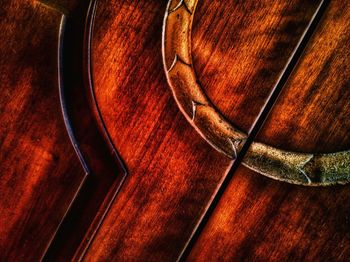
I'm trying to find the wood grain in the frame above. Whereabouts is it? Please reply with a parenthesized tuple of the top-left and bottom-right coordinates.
(192, 0, 320, 132)
(188, 1, 350, 260)
(0, 1, 85, 260)
(82, 0, 322, 260)
(43, 0, 127, 259)
(162, 0, 349, 186)
(82, 1, 231, 260)
(0, 1, 128, 260)
(1, 0, 349, 260)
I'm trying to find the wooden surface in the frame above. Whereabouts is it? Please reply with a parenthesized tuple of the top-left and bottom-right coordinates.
(81, 0, 341, 260)
(43, 0, 126, 259)
(192, 0, 320, 132)
(82, 1, 231, 259)
(0, 0, 126, 260)
(0, 0, 349, 261)
(0, 1, 85, 260)
(188, 1, 350, 260)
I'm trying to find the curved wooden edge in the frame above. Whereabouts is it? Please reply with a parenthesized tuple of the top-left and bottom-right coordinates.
(162, 0, 247, 159)
(162, 0, 350, 186)
(83, 0, 128, 176)
(58, 15, 91, 176)
(43, 0, 128, 259)
(72, 0, 129, 259)
(38, 7, 89, 260)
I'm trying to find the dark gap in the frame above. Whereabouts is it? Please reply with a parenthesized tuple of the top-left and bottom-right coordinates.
(43, 0, 127, 260)
(178, 0, 329, 260)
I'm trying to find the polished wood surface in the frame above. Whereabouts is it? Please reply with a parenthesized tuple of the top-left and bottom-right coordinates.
(83, 2, 231, 259)
(192, 0, 320, 132)
(189, 1, 350, 260)
(0, 0, 349, 261)
(0, 1, 126, 260)
(0, 1, 85, 260)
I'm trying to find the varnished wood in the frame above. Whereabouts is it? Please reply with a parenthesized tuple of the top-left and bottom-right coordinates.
(0, 1, 86, 260)
(43, 0, 126, 259)
(192, 0, 319, 131)
(81, 1, 231, 260)
(163, 0, 350, 185)
(80, 0, 339, 260)
(0, 0, 349, 260)
(188, 0, 350, 260)
(0, 1, 126, 260)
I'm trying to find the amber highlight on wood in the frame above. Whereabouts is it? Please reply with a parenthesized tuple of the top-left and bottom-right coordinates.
(0, 0, 349, 261)
(188, 0, 350, 260)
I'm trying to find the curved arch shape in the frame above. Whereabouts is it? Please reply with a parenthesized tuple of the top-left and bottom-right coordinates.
(162, 0, 350, 186)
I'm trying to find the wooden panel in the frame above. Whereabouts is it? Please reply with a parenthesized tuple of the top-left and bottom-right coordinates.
(188, 1, 350, 260)
(192, 0, 319, 131)
(1, 0, 347, 260)
(82, 0, 321, 260)
(83, 1, 231, 260)
(42, 0, 127, 260)
(0, 1, 85, 260)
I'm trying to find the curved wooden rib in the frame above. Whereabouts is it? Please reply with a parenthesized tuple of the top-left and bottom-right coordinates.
(162, 0, 350, 186)
(43, 0, 127, 259)
(58, 15, 90, 176)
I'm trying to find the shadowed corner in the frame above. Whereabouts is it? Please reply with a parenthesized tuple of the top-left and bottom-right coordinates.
(36, 0, 128, 260)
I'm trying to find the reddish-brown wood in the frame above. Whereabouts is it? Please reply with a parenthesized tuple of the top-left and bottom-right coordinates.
(80, 0, 335, 260)
(82, 2, 231, 260)
(0, 0, 349, 261)
(188, 1, 350, 260)
(43, 1, 127, 259)
(0, 1, 126, 260)
(0, 1, 85, 260)
(192, 0, 320, 132)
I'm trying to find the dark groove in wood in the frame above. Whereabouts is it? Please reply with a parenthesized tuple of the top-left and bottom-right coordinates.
(58, 15, 90, 176)
(179, 0, 329, 259)
(40, 14, 89, 260)
(188, 0, 350, 260)
(0, 1, 86, 259)
(76, 0, 128, 259)
(84, 0, 128, 176)
(43, 0, 127, 259)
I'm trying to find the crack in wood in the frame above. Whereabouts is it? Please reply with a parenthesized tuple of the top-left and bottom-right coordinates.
(162, 0, 350, 186)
